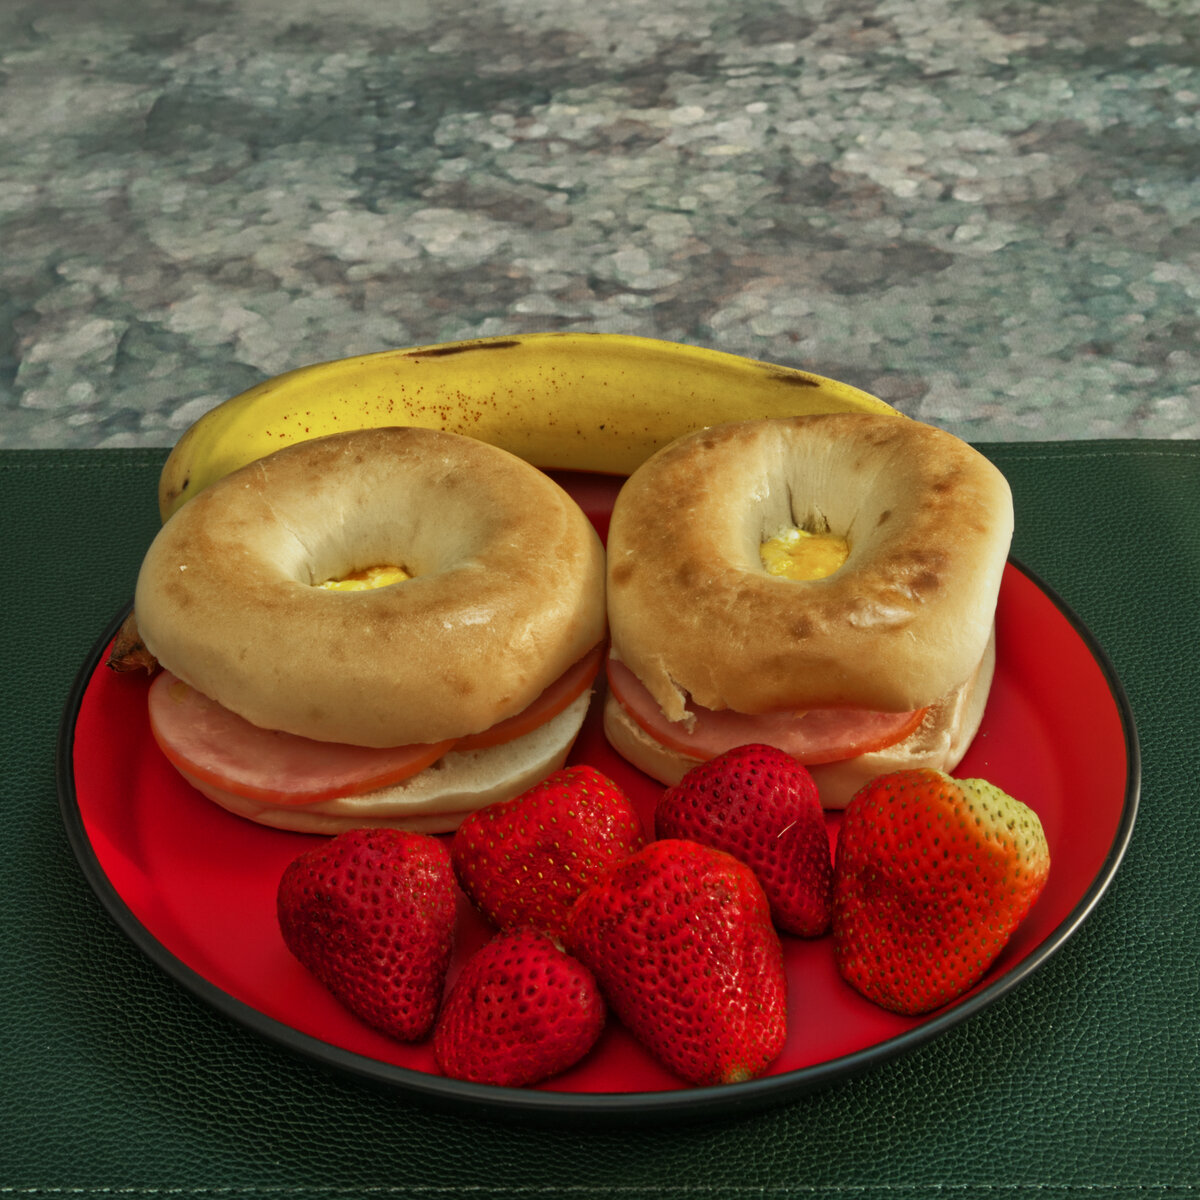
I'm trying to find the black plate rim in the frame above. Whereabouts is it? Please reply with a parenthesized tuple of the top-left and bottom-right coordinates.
(56, 558, 1140, 1125)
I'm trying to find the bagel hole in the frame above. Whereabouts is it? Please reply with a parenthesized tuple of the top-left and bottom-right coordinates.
(298, 488, 494, 594)
(759, 495, 849, 581)
(750, 462, 861, 581)
(315, 563, 413, 592)
(759, 525, 849, 581)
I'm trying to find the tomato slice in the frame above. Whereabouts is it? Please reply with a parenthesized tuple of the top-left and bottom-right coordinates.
(605, 656, 927, 766)
(454, 643, 604, 752)
(147, 672, 456, 806)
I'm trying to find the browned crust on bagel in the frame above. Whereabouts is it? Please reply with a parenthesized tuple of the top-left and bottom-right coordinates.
(606, 414, 1012, 719)
(134, 427, 606, 747)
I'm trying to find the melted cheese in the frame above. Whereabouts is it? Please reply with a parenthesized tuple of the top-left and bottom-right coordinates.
(760, 528, 849, 581)
(318, 564, 410, 591)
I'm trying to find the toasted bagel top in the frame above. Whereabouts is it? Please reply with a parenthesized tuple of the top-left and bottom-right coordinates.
(135, 426, 606, 746)
(606, 414, 1012, 719)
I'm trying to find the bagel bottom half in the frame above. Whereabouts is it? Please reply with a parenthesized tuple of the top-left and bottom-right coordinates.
(182, 691, 591, 836)
(602, 632, 996, 809)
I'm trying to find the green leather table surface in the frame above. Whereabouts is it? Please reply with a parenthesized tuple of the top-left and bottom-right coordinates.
(4, 442, 1197, 1198)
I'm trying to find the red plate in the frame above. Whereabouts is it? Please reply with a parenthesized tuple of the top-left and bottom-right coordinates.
(57, 472, 1138, 1123)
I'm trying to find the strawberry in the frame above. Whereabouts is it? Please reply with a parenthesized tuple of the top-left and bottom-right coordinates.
(277, 828, 456, 1042)
(433, 927, 606, 1087)
(833, 768, 1051, 1016)
(565, 839, 787, 1086)
(654, 743, 833, 937)
(450, 766, 645, 939)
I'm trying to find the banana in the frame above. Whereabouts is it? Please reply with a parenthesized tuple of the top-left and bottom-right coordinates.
(158, 332, 899, 521)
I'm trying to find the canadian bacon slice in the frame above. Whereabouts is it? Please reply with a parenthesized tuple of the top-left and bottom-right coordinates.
(148, 646, 604, 808)
(453, 643, 603, 751)
(605, 656, 927, 766)
(148, 672, 456, 806)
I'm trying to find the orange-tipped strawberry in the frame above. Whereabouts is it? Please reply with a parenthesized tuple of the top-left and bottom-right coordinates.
(277, 828, 456, 1041)
(833, 768, 1051, 1015)
(655, 744, 833, 936)
(450, 766, 645, 939)
(566, 839, 787, 1086)
(434, 927, 606, 1087)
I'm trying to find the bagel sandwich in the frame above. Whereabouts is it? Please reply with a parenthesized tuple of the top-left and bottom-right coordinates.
(602, 414, 1013, 807)
(129, 426, 607, 834)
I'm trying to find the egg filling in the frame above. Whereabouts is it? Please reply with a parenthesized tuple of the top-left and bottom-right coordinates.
(318, 564, 410, 591)
(760, 528, 849, 581)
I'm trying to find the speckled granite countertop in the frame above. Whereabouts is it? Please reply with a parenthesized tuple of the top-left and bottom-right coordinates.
(3, 0, 1198, 448)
